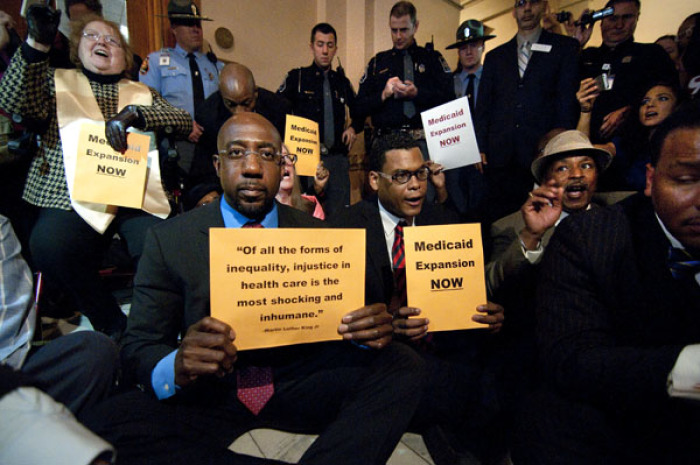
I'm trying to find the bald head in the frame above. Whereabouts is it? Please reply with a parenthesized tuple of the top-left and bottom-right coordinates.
(219, 63, 258, 115)
(215, 113, 283, 219)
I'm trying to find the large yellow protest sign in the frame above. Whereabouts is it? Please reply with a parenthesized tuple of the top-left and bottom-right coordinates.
(403, 223, 487, 332)
(72, 123, 150, 208)
(284, 115, 320, 177)
(210, 228, 365, 350)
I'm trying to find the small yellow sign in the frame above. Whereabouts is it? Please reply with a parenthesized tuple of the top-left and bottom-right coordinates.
(72, 123, 150, 208)
(209, 228, 365, 350)
(403, 223, 487, 332)
(284, 115, 320, 177)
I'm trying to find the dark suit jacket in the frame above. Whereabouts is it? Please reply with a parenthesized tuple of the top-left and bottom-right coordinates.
(332, 198, 461, 310)
(475, 30, 580, 171)
(537, 193, 700, 413)
(122, 200, 326, 388)
(185, 88, 292, 209)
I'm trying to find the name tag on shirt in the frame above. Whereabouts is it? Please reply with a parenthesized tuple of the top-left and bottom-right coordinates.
(531, 43, 552, 53)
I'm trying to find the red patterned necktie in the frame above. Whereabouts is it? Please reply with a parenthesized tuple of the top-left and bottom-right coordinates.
(237, 221, 274, 415)
(391, 220, 408, 309)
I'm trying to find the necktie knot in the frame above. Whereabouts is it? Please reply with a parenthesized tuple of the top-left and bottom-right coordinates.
(668, 247, 700, 281)
(243, 221, 264, 229)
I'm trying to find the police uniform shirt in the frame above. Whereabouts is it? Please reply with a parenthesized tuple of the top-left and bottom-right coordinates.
(277, 62, 363, 153)
(454, 66, 483, 103)
(356, 42, 453, 130)
(139, 43, 223, 119)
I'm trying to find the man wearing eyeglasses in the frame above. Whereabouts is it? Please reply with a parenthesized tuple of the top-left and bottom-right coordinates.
(82, 112, 426, 465)
(185, 63, 292, 210)
(475, 0, 580, 225)
(332, 132, 506, 463)
(578, 0, 677, 143)
(139, 1, 223, 172)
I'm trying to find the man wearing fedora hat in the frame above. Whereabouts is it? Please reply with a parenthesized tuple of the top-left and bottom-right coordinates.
(484, 130, 615, 441)
(443, 19, 495, 220)
(140, 0, 223, 172)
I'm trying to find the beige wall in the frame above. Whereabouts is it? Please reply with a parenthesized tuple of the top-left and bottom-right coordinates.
(459, 0, 698, 57)
(201, 0, 460, 92)
(201, 1, 317, 91)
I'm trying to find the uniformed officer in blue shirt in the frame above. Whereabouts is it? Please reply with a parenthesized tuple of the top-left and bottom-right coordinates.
(139, 0, 223, 171)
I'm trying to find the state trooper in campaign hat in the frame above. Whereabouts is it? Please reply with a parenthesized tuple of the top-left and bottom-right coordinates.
(446, 19, 496, 50)
(162, 0, 212, 22)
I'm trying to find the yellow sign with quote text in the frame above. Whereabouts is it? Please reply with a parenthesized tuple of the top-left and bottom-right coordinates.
(284, 115, 320, 177)
(209, 228, 365, 350)
(403, 223, 487, 332)
(72, 123, 150, 208)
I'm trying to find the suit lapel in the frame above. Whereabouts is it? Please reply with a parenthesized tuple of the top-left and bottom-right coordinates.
(628, 198, 700, 334)
(363, 202, 395, 305)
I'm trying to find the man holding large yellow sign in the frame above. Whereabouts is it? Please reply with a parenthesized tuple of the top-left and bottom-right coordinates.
(106, 113, 424, 464)
(332, 131, 505, 462)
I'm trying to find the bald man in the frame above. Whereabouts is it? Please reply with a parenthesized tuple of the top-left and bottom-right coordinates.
(83, 112, 424, 465)
(186, 63, 292, 209)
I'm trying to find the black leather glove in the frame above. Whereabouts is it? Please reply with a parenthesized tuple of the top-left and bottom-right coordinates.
(105, 105, 143, 153)
(26, 4, 61, 47)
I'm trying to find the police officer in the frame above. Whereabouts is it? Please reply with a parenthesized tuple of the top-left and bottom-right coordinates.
(356, 1, 453, 147)
(139, 0, 223, 172)
(444, 19, 495, 220)
(277, 22, 362, 217)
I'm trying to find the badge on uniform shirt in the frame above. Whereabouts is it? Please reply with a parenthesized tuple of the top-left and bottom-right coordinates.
(418, 63, 425, 73)
(139, 56, 149, 75)
(159, 55, 170, 66)
(208, 72, 214, 81)
(622, 56, 633, 64)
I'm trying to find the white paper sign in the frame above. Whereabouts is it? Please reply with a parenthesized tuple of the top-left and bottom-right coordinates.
(420, 97, 480, 170)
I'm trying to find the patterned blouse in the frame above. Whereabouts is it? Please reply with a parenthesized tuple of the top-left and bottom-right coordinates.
(0, 43, 192, 210)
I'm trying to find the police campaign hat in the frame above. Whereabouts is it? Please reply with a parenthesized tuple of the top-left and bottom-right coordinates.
(446, 20, 495, 49)
(161, 0, 212, 22)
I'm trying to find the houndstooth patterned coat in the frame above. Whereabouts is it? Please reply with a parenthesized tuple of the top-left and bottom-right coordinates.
(0, 44, 192, 211)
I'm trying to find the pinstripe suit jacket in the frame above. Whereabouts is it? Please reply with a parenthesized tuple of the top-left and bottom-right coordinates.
(537, 193, 700, 413)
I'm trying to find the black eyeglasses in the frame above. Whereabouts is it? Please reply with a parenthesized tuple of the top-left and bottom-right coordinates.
(376, 166, 430, 184)
(218, 148, 293, 166)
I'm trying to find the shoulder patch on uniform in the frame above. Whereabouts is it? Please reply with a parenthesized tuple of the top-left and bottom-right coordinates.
(359, 67, 368, 84)
(439, 55, 451, 73)
(277, 73, 289, 93)
(139, 56, 149, 75)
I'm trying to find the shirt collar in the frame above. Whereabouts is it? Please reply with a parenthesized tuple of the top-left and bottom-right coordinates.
(378, 198, 413, 238)
(174, 43, 201, 58)
(655, 212, 684, 250)
(459, 66, 482, 80)
(517, 27, 542, 47)
(220, 197, 279, 228)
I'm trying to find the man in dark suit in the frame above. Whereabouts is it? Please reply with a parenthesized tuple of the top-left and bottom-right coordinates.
(82, 113, 425, 465)
(475, 0, 580, 223)
(512, 104, 700, 463)
(333, 133, 505, 463)
(185, 63, 292, 209)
